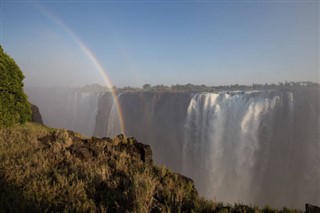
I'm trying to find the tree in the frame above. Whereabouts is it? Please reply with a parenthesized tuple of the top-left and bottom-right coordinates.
(0, 46, 31, 127)
(143, 84, 151, 90)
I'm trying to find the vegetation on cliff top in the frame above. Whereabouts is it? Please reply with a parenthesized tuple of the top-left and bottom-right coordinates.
(75, 81, 320, 94)
(0, 46, 31, 127)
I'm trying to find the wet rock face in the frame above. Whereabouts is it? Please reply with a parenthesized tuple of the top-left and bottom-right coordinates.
(31, 104, 43, 124)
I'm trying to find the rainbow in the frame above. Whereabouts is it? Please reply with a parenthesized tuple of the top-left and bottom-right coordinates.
(34, 3, 125, 135)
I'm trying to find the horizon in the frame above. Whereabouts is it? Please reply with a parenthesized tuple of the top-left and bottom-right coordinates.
(1, 1, 319, 87)
(24, 80, 320, 91)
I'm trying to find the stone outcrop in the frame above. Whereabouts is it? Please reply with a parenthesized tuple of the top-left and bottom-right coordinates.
(31, 104, 43, 124)
(38, 129, 154, 165)
(306, 204, 320, 213)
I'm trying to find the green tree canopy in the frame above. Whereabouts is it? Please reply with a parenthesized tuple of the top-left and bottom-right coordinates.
(142, 84, 151, 90)
(0, 46, 31, 126)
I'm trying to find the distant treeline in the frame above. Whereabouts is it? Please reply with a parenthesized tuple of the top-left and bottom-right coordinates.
(77, 81, 320, 93)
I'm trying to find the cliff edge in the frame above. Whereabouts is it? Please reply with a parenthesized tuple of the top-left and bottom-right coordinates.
(0, 123, 201, 212)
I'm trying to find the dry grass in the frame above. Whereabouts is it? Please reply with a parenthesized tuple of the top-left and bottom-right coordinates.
(0, 123, 198, 212)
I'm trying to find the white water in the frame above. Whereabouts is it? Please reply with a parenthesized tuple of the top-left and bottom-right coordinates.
(106, 93, 122, 137)
(62, 91, 102, 136)
(183, 91, 294, 204)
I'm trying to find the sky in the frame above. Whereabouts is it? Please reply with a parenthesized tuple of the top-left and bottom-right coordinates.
(1, 0, 319, 88)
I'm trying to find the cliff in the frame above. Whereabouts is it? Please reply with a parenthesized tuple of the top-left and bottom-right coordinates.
(0, 123, 203, 212)
(31, 104, 43, 124)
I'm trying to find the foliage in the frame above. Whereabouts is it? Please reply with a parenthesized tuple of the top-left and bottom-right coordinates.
(143, 83, 151, 90)
(0, 46, 31, 127)
(114, 81, 320, 93)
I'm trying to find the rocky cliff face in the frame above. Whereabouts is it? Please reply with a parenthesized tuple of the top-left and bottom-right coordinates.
(25, 87, 320, 209)
(31, 104, 43, 124)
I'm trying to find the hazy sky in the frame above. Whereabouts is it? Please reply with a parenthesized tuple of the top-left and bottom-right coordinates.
(1, 0, 319, 88)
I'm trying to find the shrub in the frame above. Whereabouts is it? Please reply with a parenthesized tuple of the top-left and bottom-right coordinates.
(0, 46, 31, 127)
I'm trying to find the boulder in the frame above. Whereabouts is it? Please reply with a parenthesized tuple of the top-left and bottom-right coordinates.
(31, 104, 43, 124)
(306, 204, 320, 213)
(67, 130, 83, 144)
(135, 142, 153, 164)
(38, 130, 73, 149)
(71, 146, 92, 160)
(89, 145, 104, 157)
(41, 130, 154, 164)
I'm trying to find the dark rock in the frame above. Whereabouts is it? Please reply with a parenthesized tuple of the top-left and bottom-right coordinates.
(91, 137, 111, 144)
(38, 134, 53, 147)
(135, 142, 153, 164)
(104, 143, 113, 153)
(67, 131, 82, 144)
(31, 104, 43, 124)
(176, 173, 198, 198)
(102, 137, 113, 143)
(0, 169, 7, 185)
(306, 204, 320, 213)
(113, 144, 121, 152)
(72, 146, 92, 160)
(89, 145, 104, 157)
(46, 130, 154, 164)
(176, 173, 195, 185)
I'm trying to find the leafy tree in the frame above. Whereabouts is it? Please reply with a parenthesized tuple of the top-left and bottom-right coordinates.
(0, 46, 31, 127)
(143, 84, 151, 90)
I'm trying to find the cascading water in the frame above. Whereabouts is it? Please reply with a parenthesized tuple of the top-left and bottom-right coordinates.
(183, 91, 297, 205)
(26, 88, 102, 136)
(64, 91, 103, 136)
(106, 94, 122, 137)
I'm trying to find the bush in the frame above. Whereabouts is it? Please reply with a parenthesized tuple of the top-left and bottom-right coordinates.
(0, 46, 31, 126)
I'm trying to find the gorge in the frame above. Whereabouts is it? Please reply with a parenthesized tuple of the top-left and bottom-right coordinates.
(26, 86, 320, 209)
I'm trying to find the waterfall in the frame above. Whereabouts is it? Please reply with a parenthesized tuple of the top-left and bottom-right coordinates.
(107, 94, 122, 137)
(183, 91, 290, 204)
(62, 91, 102, 136)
